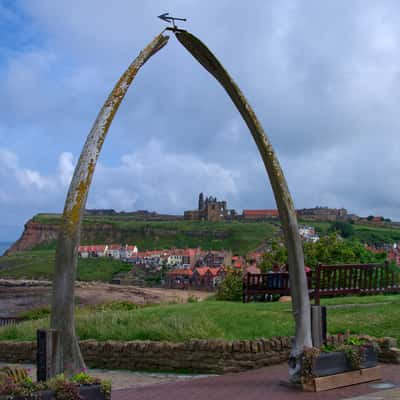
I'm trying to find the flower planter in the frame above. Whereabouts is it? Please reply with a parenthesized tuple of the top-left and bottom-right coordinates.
(302, 345, 380, 392)
(313, 345, 378, 377)
(0, 384, 106, 400)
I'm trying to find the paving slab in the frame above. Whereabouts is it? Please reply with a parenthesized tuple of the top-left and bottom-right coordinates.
(111, 364, 400, 400)
(343, 388, 400, 399)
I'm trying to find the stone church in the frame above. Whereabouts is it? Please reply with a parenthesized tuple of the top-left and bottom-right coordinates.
(184, 193, 236, 222)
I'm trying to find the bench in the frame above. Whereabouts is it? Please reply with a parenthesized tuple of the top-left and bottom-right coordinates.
(242, 262, 400, 303)
(242, 271, 313, 302)
(314, 262, 400, 305)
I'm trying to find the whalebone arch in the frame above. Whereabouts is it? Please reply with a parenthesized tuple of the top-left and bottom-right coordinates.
(52, 29, 311, 381)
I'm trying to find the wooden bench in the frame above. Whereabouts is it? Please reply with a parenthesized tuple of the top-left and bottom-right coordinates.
(314, 262, 400, 305)
(242, 262, 400, 303)
(242, 271, 313, 302)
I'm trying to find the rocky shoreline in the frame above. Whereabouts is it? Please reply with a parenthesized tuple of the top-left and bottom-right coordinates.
(0, 279, 210, 317)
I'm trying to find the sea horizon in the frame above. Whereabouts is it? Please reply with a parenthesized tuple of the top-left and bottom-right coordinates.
(0, 241, 13, 256)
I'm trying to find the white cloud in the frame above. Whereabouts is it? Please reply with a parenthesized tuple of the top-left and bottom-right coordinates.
(89, 139, 239, 212)
(58, 152, 75, 186)
(3, 0, 400, 240)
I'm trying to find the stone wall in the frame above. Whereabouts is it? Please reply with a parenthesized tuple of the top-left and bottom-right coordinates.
(0, 338, 291, 373)
(0, 336, 398, 374)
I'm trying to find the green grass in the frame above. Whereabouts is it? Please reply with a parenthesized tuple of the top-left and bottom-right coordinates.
(30, 215, 277, 255)
(0, 250, 131, 281)
(1, 295, 399, 343)
(304, 221, 400, 245)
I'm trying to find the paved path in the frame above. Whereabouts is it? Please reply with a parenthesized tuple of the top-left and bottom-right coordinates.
(0, 363, 208, 390)
(112, 364, 400, 400)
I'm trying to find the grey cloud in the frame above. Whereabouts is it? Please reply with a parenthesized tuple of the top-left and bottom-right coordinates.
(1, 0, 400, 239)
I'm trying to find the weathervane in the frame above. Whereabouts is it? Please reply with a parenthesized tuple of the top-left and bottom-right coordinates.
(158, 12, 187, 30)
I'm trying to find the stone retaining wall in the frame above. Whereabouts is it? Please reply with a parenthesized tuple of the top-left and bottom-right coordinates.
(0, 336, 398, 373)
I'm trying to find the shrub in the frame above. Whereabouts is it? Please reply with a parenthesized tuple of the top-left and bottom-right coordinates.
(329, 221, 355, 238)
(216, 269, 242, 301)
(0, 368, 111, 400)
(187, 295, 199, 303)
(19, 306, 51, 320)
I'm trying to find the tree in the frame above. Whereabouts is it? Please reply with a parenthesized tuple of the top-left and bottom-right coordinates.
(175, 30, 311, 382)
(258, 234, 387, 272)
(328, 221, 354, 238)
(303, 234, 386, 269)
(216, 268, 243, 301)
(259, 240, 287, 272)
(51, 33, 169, 376)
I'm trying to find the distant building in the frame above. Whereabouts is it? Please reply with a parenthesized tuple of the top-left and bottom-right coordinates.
(296, 207, 348, 222)
(298, 226, 320, 243)
(184, 193, 236, 222)
(85, 209, 117, 216)
(242, 209, 279, 221)
(78, 245, 108, 258)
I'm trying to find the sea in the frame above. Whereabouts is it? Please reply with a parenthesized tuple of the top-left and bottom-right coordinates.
(0, 242, 12, 256)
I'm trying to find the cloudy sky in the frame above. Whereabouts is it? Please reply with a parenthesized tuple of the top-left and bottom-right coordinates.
(1, 0, 400, 241)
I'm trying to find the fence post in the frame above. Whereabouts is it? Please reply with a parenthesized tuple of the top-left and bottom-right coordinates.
(311, 305, 327, 347)
(37, 329, 62, 381)
(314, 263, 321, 306)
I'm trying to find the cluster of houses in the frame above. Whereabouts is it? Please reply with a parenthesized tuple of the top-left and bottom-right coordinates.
(78, 243, 264, 291)
(164, 255, 261, 291)
(78, 244, 138, 259)
(298, 226, 320, 243)
(366, 243, 400, 265)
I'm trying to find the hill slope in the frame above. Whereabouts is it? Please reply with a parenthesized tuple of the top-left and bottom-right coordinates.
(5, 214, 278, 256)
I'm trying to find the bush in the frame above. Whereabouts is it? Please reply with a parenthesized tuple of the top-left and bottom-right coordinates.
(329, 221, 355, 238)
(216, 269, 242, 301)
(19, 306, 50, 320)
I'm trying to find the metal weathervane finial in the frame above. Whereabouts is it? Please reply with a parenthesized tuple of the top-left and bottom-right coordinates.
(158, 12, 187, 30)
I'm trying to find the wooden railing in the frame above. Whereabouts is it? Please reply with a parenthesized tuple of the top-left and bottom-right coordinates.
(314, 262, 400, 305)
(242, 271, 312, 302)
(0, 317, 26, 327)
(243, 262, 400, 303)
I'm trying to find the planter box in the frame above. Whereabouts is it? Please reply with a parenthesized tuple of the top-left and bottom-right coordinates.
(0, 384, 106, 400)
(303, 346, 380, 392)
(313, 345, 378, 377)
(303, 366, 381, 392)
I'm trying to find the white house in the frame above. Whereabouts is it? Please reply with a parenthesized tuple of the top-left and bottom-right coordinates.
(120, 245, 138, 259)
(106, 244, 123, 259)
(78, 245, 108, 258)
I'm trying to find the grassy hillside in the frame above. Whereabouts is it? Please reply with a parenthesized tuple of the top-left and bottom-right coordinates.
(0, 250, 131, 281)
(303, 221, 400, 245)
(0, 295, 398, 342)
(31, 215, 278, 255)
(0, 219, 278, 280)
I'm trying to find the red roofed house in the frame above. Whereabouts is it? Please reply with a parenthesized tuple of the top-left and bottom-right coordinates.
(165, 269, 193, 289)
(192, 267, 225, 290)
(242, 209, 279, 221)
(199, 250, 232, 268)
(78, 245, 107, 258)
(106, 244, 123, 259)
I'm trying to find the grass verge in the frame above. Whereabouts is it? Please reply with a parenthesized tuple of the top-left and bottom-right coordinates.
(0, 295, 398, 342)
(0, 250, 131, 281)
